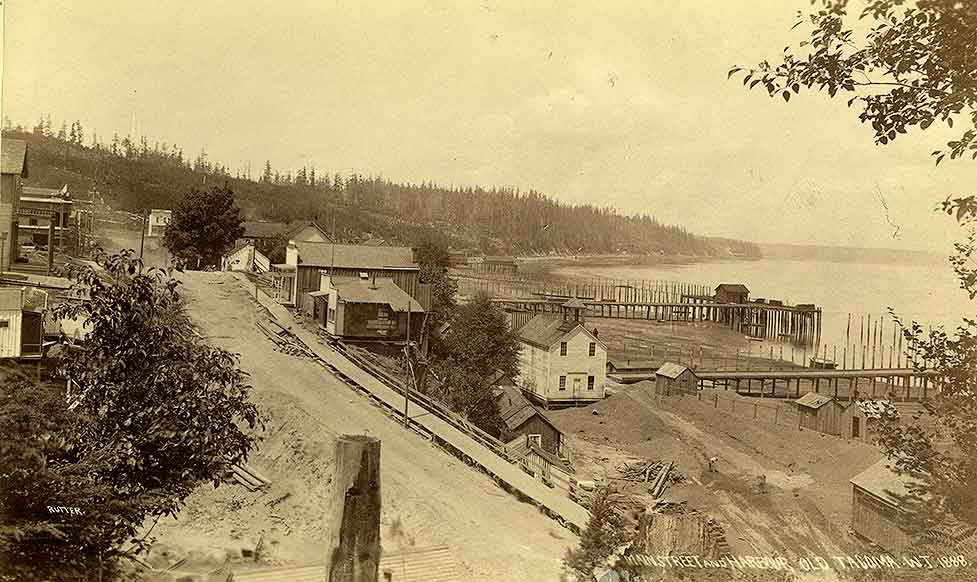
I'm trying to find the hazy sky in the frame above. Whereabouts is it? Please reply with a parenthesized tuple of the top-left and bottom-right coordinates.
(2, 1, 973, 251)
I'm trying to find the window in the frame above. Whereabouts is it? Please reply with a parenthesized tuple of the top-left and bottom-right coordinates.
(528, 434, 542, 447)
(560, 342, 567, 356)
(588, 376, 595, 390)
(589, 342, 596, 356)
(377, 306, 388, 318)
(559, 376, 566, 390)
(29, 218, 37, 226)
(328, 307, 336, 322)
(0, 320, 7, 328)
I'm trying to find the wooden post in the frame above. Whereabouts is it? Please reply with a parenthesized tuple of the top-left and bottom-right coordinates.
(325, 435, 381, 582)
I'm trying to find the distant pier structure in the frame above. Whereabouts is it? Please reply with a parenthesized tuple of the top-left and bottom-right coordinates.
(492, 282, 822, 347)
(681, 284, 822, 346)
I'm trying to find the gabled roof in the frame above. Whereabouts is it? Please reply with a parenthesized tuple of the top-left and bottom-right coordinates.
(716, 283, 749, 293)
(1, 139, 28, 177)
(331, 277, 424, 312)
(230, 546, 462, 582)
(296, 242, 418, 270)
(495, 385, 561, 435)
(850, 459, 927, 508)
(284, 220, 332, 242)
(517, 314, 598, 350)
(562, 298, 587, 309)
(656, 362, 690, 379)
(242, 221, 291, 238)
(796, 392, 835, 409)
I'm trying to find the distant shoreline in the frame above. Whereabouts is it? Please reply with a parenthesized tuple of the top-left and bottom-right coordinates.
(516, 253, 757, 277)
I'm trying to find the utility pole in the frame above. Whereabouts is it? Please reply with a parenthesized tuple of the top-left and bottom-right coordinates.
(139, 209, 147, 259)
(404, 301, 411, 428)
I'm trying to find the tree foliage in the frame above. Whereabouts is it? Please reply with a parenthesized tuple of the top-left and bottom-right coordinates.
(0, 125, 760, 259)
(564, 487, 630, 581)
(162, 184, 245, 268)
(730, 0, 977, 163)
(431, 293, 520, 434)
(1, 250, 263, 578)
(413, 235, 459, 345)
(735, 0, 977, 559)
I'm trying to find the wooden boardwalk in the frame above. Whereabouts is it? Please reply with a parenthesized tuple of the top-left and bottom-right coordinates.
(246, 276, 590, 532)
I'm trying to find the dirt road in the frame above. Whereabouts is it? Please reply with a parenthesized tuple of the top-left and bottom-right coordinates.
(153, 272, 575, 581)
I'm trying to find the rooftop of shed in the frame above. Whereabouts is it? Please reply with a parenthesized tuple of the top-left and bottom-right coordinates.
(796, 392, 835, 409)
(850, 459, 927, 508)
(329, 277, 424, 312)
(1, 139, 28, 177)
(296, 241, 417, 270)
(656, 362, 690, 379)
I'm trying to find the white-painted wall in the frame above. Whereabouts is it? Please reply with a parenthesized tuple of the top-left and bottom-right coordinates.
(0, 308, 23, 358)
(517, 324, 606, 402)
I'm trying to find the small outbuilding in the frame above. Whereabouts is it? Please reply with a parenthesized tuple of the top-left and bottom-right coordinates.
(655, 362, 697, 395)
(795, 392, 847, 435)
(312, 272, 424, 342)
(0, 287, 44, 359)
(714, 283, 750, 304)
(495, 383, 566, 458)
(850, 459, 925, 554)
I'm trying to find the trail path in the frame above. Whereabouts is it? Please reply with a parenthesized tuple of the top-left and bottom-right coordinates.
(163, 272, 575, 582)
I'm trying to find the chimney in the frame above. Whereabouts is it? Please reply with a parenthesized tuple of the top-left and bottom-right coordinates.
(285, 240, 299, 266)
(593, 327, 599, 339)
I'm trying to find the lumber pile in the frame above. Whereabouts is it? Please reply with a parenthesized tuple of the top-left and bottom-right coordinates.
(228, 463, 272, 491)
(616, 459, 684, 487)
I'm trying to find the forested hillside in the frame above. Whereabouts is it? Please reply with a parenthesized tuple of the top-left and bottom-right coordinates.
(1, 119, 760, 257)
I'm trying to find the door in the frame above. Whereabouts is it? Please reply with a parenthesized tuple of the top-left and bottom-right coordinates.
(572, 376, 582, 398)
(851, 417, 861, 439)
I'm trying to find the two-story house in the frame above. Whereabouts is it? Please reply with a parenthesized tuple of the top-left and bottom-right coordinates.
(516, 299, 607, 408)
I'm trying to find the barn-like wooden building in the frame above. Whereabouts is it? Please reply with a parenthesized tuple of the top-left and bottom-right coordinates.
(655, 363, 697, 396)
(850, 460, 924, 554)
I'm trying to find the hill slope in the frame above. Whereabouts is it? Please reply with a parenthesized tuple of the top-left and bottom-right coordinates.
(3, 127, 760, 257)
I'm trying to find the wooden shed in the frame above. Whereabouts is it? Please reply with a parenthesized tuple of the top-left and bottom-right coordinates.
(0, 287, 43, 359)
(655, 363, 697, 396)
(839, 400, 876, 441)
(494, 383, 566, 458)
(714, 283, 749, 304)
(795, 392, 845, 435)
(850, 460, 924, 554)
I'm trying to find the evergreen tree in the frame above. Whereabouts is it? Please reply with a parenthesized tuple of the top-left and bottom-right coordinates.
(262, 160, 273, 183)
(163, 184, 245, 268)
(564, 487, 629, 580)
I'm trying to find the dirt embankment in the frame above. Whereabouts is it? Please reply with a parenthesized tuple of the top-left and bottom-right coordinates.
(548, 382, 881, 562)
(148, 272, 576, 582)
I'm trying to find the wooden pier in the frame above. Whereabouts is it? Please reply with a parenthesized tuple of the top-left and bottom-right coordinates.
(491, 295, 823, 346)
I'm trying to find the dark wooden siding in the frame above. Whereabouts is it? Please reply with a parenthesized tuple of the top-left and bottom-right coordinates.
(505, 415, 562, 456)
(800, 403, 844, 435)
(20, 312, 42, 355)
(338, 302, 423, 341)
(851, 486, 912, 553)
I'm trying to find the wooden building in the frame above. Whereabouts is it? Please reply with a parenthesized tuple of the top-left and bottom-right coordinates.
(796, 392, 847, 435)
(516, 300, 607, 408)
(608, 360, 658, 375)
(274, 241, 420, 308)
(310, 272, 424, 342)
(0, 287, 44, 359)
(654, 363, 697, 395)
(17, 186, 73, 250)
(146, 209, 172, 238)
(714, 283, 750, 304)
(850, 460, 924, 554)
(506, 434, 574, 490)
(221, 243, 270, 273)
(1, 139, 29, 271)
(494, 382, 566, 458)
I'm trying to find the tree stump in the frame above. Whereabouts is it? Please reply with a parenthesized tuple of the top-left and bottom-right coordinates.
(325, 435, 381, 582)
